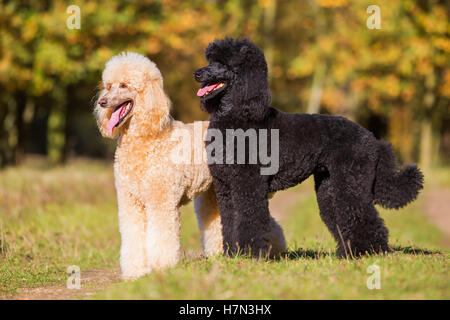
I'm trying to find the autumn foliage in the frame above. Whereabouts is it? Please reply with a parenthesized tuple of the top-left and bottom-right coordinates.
(0, 0, 448, 167)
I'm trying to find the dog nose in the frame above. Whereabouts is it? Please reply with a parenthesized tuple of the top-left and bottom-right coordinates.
(194, 70, 202, 81)
(98, 97, 108, 107)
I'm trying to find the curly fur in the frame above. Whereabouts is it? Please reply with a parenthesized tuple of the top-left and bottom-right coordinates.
(194, 38, 424, 258)
(94, 52, 286, 279)
(94, 52, 224, 280)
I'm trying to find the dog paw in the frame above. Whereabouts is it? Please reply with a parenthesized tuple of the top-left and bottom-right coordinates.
(121, 267, 151, 281)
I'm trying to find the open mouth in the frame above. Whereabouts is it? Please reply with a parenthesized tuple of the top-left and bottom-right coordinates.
(106, 100, 133, 134)
(197, 82, 226, 99)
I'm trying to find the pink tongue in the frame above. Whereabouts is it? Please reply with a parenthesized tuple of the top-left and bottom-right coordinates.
(107, 106, 124, 134)
(197, 83, 219, 97)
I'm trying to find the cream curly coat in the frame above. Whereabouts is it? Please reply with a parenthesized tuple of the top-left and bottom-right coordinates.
(94, 52, 285, 280)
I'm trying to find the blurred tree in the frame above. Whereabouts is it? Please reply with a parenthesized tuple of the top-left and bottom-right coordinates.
(0, 0, 448, 167)
(273, 0, 449, 166)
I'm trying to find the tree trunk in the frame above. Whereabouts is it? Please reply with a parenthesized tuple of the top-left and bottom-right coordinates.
(47, 88, 67, 165)
(419, 72, 437, 170)
(419, 118, 432, 171)
(0, 101, 8, 167)
(262, 0, 277, 83)
(307, 62, 326, 114)
(0, 93, 25, 167)
(14, 92, 27, 164)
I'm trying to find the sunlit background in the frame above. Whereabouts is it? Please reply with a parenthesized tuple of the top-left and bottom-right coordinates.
(0, 0, 449, 299)
(0, 0, 449, 166)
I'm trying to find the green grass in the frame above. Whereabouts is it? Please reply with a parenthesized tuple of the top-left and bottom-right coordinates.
(0, 158, 120, 295)
(98, 192, 449, 300)
(0, 158, 449, 299)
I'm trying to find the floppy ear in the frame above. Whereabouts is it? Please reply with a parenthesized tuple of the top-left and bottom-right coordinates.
(136, 78, 172, 136)
(231, 46, 271, 122)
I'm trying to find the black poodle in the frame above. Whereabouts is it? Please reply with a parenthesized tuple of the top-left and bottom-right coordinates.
(194, 38, 424, 258)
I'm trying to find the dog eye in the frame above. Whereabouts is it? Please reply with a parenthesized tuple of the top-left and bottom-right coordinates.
(221, 63, 228, 70)
(106, 83, 112, 90)
(120, 83, 127, 88)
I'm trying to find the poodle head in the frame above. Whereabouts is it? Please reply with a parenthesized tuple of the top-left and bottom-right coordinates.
(194, 38, 271, 121)
(94, 52, 171, 138)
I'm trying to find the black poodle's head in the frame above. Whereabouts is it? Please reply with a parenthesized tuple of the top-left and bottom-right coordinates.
(194, 38, 271, 121)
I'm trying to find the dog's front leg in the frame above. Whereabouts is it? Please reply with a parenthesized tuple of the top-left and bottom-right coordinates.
(230, 176, 273, 258)
(117, 192, 149, 280)
(145, 204, 181, 271)
(211, 179, 237, 256)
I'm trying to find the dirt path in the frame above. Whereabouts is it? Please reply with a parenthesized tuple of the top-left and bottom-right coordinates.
(8, 268, 121, 300)
(423, 188, 450, 247)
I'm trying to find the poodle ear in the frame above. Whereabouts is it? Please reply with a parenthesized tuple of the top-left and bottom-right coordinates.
(139, 79, 171, 135)
(231, 59, 271, 122)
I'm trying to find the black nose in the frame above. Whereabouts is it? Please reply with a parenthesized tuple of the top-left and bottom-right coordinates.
(194, 69, 203, 81)
(98, 97, 108, 107)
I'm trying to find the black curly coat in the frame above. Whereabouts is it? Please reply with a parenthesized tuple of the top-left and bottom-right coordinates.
(194, 38, 424, 258)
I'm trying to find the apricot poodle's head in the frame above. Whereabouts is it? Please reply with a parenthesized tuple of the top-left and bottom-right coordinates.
(94, 52, 171, 138)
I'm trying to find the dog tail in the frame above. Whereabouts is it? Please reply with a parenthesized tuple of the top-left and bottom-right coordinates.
(373, 141, 424, 209)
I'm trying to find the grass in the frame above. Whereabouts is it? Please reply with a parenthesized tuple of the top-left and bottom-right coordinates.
(0, 157, 449, 299)
(98, 194, 448, 300)
(0, 158, 120, 295)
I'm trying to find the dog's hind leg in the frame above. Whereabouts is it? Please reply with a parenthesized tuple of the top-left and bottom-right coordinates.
(117, 192, 149, 280)
(194, 186, 224, 256)
(314, 165, 389, 258)
(333, 201, 389, 258)
(344, 203, 390, 257)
